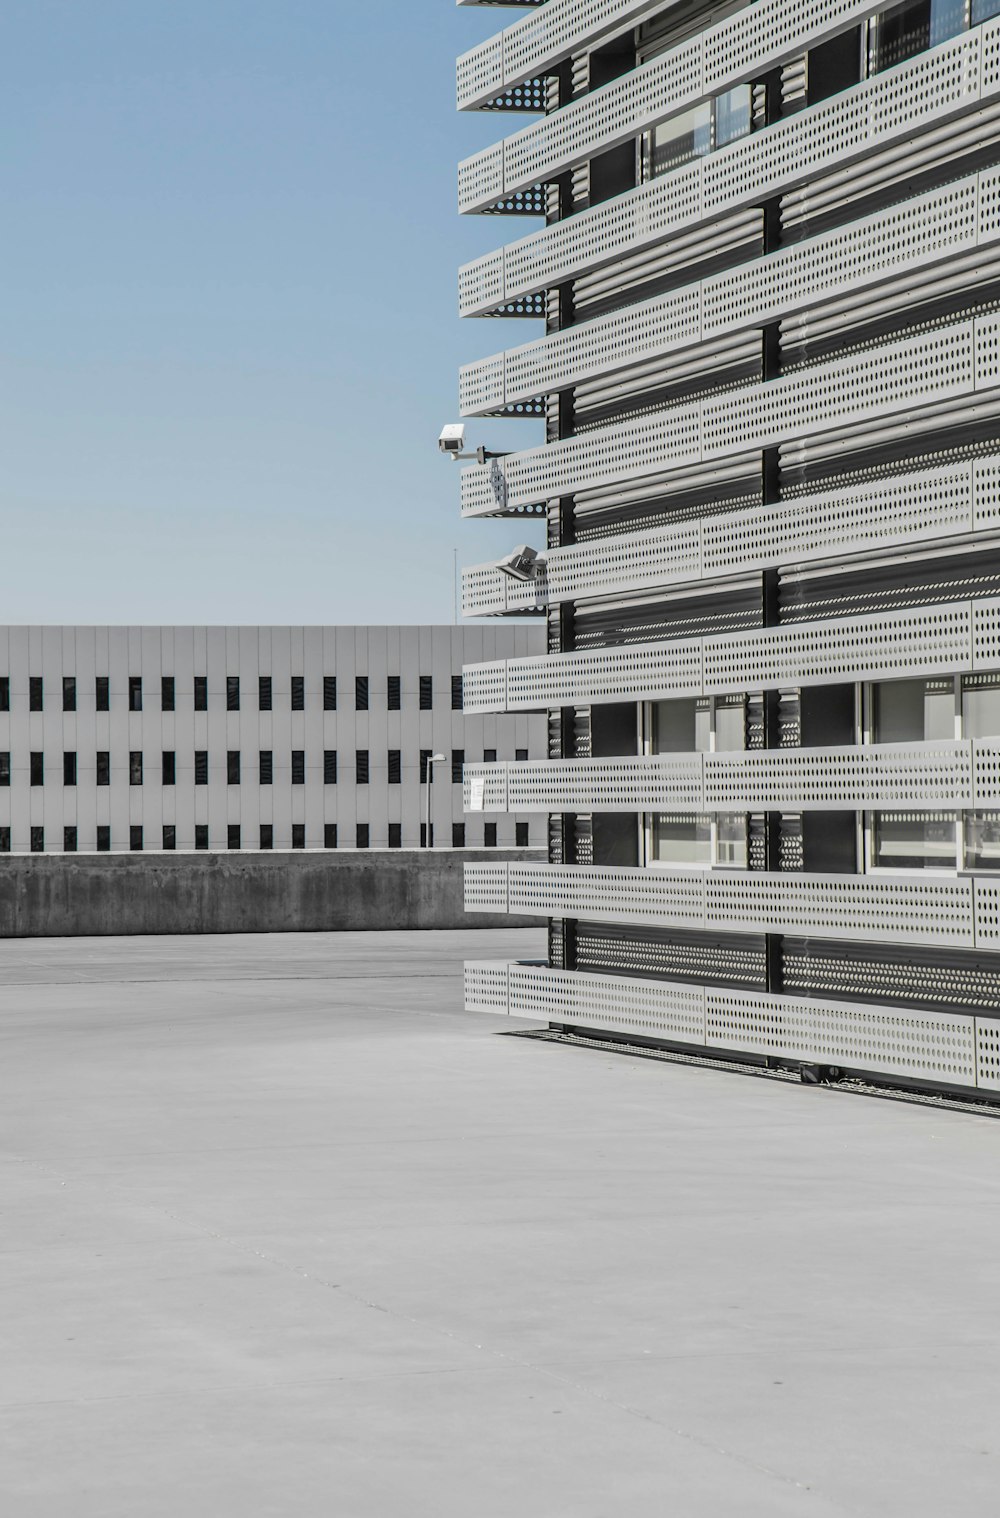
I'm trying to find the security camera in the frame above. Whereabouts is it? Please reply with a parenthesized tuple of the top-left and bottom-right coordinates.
(497, 545, 546, 582)
(438, 423, 466, 455)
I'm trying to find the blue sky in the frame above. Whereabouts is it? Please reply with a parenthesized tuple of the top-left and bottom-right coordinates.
(1, 0, 543, 623)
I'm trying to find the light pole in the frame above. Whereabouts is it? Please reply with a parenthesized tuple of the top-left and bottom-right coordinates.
(424, 753, 446, 848)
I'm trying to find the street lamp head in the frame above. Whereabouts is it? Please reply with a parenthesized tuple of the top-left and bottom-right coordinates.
(431, 753, 446, 763)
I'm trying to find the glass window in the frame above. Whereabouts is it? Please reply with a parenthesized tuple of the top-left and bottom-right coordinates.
(97, 826, 110, 852)
(292, 750, 306, 785)
(483, 748, 497, 763)
(388, 822, 402, 849)
(651, 813, 712, 866)
(194, 750, 208, 785)
(652, 698, 710, 753)
(260, 750, 273, 785)
(483, 823, 497, 847)
(260, 824, 274, 850)
(161, 676, 175, 712)
(872, 811, 957, 868)
(64, 826, 77, 853)
(228, 824, 241, 850)
(966, 811, 1000, 869)
(194, 676, 207, 711)
(63, 752, 77, 786)
(163, 825, 176, 850)
(388, 750, 401, 784)
(195, 825, 209, 850)
(962, 676, 1000, 738)
(355, 750, 369, 785)
(130, 826, 143, 852)
(324, 824, 338, 849)
(717, 814, 748, 868)
(419, 676, 433, 710)
(29, 677, 43, 711)
(0, 677, 8, 711)
(291, 676, 304, 711)
(516, 821, 529, 847)
(63, 677, 76, 712)
(323, 676, 337, 711)
(973, 0, 1000, 22)
(355, 676, 369, 711)
(162, 751, 176, 786)
(451, 675, 463, 711)
(292, 823, 305, 849)
(453, 823, 466, 848)
(452, 750, 465, 783)
(872, 678, 954, 743)
(226, 676, 240, 711)
(259, 676, 272, 711)
(30, 752, 43, 786)
(324, 750, 338, 784)
(96, 751, 110, 786)
(356, 823, 370, 849)
(128, 677, 142, 712)
(0, 827, 9, 851)
(651, 101, 711, 178)
(96, 677, 109, 712)
(714, 83, 752, 147)
(0, 753, 9, 786)
(714, 697, 746, 752)
(388, 675, 401, 710)
(30, 826, 44, 852)
(515, 748, 528, 762)
(129, 751, 143, 786)
(227, 750, 240, 785)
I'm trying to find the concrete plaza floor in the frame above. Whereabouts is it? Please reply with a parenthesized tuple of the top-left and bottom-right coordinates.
(2, 928, 1000, 1517)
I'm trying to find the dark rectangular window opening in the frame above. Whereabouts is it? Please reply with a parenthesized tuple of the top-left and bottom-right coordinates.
(96, 676, 109, 712)
(30, 752, 43, 786)
(388, 822, 402, 849)
(162, 751, 176, 786)
(194, 676, 208, 711)
(419, 749, 433, 785)
(323, 676, 337, 711)
(387, 675, 401, 710)
(483, 748, 497, 763)
(0, 677, 9, 711)
(420, 823, 434, 848)
(227, 750, 241, 785)
(30, 826, 44, 853)
(128, 677, 142, 712)
(228, 824, 241, 850)
(64, 826, 78, 853)
(195, 750, 208, 786)
(226, 675, 240, 711)
(355, 676, 369, 711)
(452, 823, 466, 848)
(419, 675, 433, 710)
(484, 823, 498, 848)
(63, 751, 77, 786)
(356, 750, 369, 785)
(29, 677, 43, 712)
(292, 823, 305, 849)
(356, 823, 370, 849)
(260, 824, 274, 850)
(161, 676, 175, 712)
(324, 823, 338, 849)
(0, 827, 10, 852)
(388, 749, 401, 785)
(130, 825, 143, 852)
(96, 751, 110, 786)
(195, 824, 209, 850)
(259, 750, 273, 785)
(259, 675, 272, 711)
(129, 751, 143, 786)
(0, 753, 9, 787)
(163, 825, 176, 851)
(516, 821, 529, 847)
(452, 750, 464, 784)
(63, 676, 76, 712)
(291, 750, 305, 785)
(324, 749, 338, 785)
(291, 676, 305, 711)
(516, 748, 528, 761)
(97, 826, 111, 852)
(451, 675, 463, 711)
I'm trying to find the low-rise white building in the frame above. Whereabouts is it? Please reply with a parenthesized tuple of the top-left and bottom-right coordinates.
(0, 625, 545, 853)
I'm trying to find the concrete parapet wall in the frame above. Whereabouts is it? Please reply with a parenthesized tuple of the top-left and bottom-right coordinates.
(0, 849, 544, 938)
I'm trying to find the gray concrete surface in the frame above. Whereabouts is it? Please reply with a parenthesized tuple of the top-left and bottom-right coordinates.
(2, 927, 999, 1517)
(0, 848, 542, 937)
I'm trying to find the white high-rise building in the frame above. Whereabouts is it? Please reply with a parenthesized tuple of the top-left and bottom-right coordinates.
(0, 626, 545, 853)
(457, 0, 1000, 1097)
